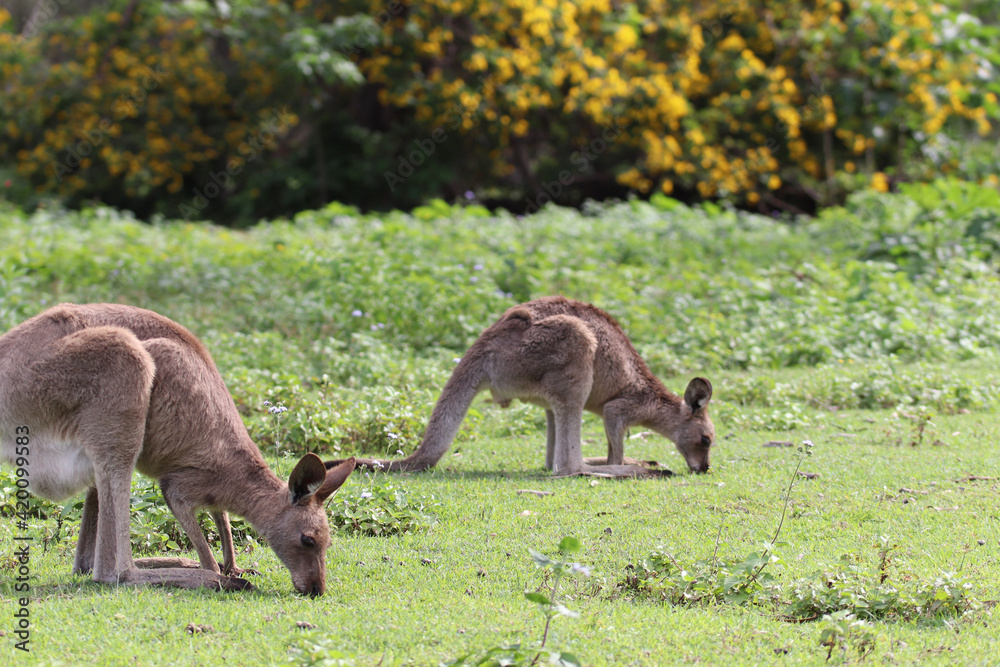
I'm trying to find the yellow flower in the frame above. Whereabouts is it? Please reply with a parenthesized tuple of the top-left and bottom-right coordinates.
(872, 172, 889, 193)
(612, 24, 638, 54)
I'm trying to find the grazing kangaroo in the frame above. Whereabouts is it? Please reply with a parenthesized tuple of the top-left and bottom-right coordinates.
(0, 303, 356, 596)
(331, 296, 715, 477)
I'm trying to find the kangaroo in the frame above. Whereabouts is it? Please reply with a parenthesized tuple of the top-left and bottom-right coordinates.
(0, 303, 356, 596)
(331, 296, 715, 477)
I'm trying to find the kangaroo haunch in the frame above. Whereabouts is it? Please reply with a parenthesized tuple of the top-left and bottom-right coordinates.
(332, 296, 715, 477)
(0, 303, 355, 596)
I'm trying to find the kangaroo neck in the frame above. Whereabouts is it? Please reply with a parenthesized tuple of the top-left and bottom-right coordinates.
(628, 379, 684, 437)
(215, 443, 288, 539)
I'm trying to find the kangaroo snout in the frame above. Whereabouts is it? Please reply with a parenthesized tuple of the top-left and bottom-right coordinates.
(299, 579, 324, 598)
(293, 572, 325, 597)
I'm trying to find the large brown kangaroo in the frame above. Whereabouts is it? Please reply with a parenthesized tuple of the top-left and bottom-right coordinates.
(332, 296, 715, 477)
(0, 303, 355, 596)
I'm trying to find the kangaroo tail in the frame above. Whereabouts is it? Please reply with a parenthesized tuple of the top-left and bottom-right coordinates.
(324, 353, 488, 473)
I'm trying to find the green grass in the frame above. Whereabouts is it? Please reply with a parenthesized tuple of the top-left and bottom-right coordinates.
(2, 186, 1000, 664)
(3, 408, 999, 664)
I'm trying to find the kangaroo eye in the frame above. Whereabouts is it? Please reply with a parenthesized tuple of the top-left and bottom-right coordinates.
(700, 435, 712, 447)
(301, 535, 316, 548)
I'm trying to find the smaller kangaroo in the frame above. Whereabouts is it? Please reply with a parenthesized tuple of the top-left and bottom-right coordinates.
(0, 303, 356, 596)
(332, 296, 715, 477)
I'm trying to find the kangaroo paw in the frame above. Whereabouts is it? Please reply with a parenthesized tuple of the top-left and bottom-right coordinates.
(223, 565, 261, 577)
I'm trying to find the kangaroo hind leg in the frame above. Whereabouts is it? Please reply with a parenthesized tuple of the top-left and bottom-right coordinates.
(526, 315, 597, 476)
(33, 326, 156, 585)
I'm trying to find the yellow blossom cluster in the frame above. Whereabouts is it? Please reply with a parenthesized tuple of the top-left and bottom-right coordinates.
(0, 5, 294, 203)
(352, 0, 997, 203)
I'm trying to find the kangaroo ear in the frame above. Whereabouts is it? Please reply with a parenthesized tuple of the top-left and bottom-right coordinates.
(684, 377, 713, 412)
(288, 453, 329, 505)
(313, 457, 356, 503)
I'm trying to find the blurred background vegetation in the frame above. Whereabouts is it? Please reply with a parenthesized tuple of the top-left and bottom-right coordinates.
(0, 0, 998, 225)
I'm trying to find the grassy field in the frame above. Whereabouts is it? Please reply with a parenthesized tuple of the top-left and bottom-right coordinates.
(1, 185, 999, 665)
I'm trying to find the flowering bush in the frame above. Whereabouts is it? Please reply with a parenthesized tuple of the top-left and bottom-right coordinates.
(354, 0, 998, 210)
(0, 0, 362, 222)
(1, 0, 996, 217)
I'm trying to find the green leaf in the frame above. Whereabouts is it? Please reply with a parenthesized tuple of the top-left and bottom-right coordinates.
(530, 550, 552, 567)
(524, 592, 550, 605)
(558, 536, 581, 554)
(556, 652, 582, 667)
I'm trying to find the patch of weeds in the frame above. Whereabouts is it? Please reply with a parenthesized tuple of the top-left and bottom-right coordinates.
(620, 545, 783, 606)
(721, 374, 778, 407)
(785, 565, 979, 623)
(724, 403, 815, 431)
(334, 386, 427, 456)
(818, 610, 879, 662)
(877, 407, 947, 448)
(619, 440, 982, 622)
(235, 375, 434, 458)
(286, 633, 357, 666)
(447, 537, 588, 667)
(0, 468, 78, 523)
(796, 359, 1000, 413)
(621, 442, 813, 605)
(913, 572, 980, 617)
(720, 359, 1000, 415)
(633, 343, 685, 379)
(327, 464, 438, 537)
(624, 490, 981, 624)
(231, 370, 345, 454)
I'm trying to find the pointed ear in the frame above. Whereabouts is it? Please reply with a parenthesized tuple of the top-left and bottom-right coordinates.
(313, 457, 356, 503)
(288, 453, 329, 505)
(684, 377, 713, 412)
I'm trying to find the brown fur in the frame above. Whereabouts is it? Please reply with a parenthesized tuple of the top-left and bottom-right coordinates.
(332, 296, 715, 477)
(0, 303, 355, 595)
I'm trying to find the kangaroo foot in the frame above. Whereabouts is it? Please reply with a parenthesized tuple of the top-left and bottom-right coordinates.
(554, 464, 674, 478)
(218, 575, 254, 592)
(133, 557, 202, 569)
(582, 456, 666, 469)
(577, 458, 674, 478)
(223, 564, 261, 577)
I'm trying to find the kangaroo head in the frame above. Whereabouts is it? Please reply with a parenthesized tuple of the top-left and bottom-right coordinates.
(267, 454, 355, 597)
(672, 377, 715, 474)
